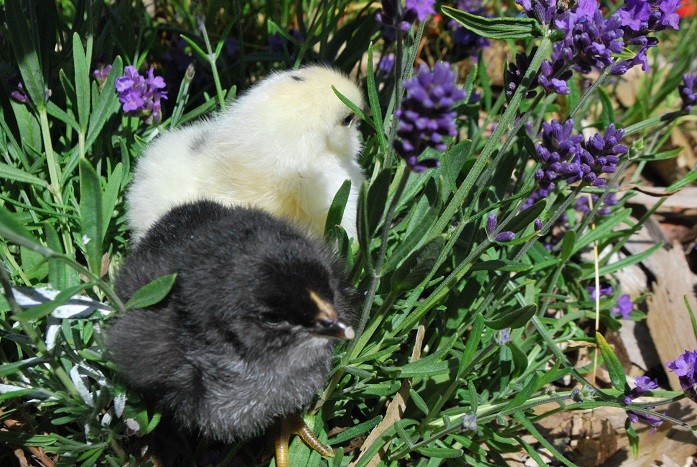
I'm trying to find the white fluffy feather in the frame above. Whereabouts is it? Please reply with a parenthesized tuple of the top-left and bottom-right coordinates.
(127, 65, 365, 242)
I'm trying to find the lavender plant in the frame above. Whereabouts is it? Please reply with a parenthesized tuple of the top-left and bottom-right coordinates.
(1, 0, 697, 465)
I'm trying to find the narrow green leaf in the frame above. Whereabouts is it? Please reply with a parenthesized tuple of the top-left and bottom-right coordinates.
(409, 388, 430, 416)
(332, 86, 373, 130)
(365, 42, 388, 154)
(460, 314, 485, 374)
(10, 101, 42, 153)
(507, 200, 546, 233)
(417, 447, 464, 458)
(125, 274, 177, 310)
(381, 198, 438, 273)
(45, 223, 78, 288)
(0, 205, 40, 244)
(442, 6, 542, 39)
(485, 304, 537, 330)
(684, 295, 697, 342)
(0, 432, 56, 446)
(508, 341, 529, 378)
(625, 419, 640, 458)
(501, 374, 540, 413)
(439, 139, 472, 197)
(356, 181, 371, 265)
(5, 0, 46, 108)
(327, 415, 382, 444)
(73, 32, 91, 130)
(559, 230, 576, 261)
(0, 162, 47, 187)
(0, 357, 49, 378)
(324, 179, 351, 235)
(514, 412, 575, 467)
(86, 56, 123, 149)
(79, 158, 103, 276)
(572, 208, 631, 254)
(666, 169, 697, 193)
(101, 162, 125, 240)
(179, 34, 208, 61)
(596, 332, 627, 391)
(589, 242, 663, 278)
(367, 169, 392, 235)
(399, 355, 455, 378)
(597, 87, 615, 128)
(46, 101, 80, 132)
(471, 259, 532, 273)
(390, 236, 444, 292)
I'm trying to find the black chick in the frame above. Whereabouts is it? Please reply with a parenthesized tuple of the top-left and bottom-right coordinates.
(107, 200, 356, 465)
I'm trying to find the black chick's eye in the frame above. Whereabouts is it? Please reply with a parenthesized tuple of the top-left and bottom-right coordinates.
(342, 113, 355, 127)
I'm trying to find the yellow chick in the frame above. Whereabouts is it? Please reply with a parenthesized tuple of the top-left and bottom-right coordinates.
(127, 65, 365, 242)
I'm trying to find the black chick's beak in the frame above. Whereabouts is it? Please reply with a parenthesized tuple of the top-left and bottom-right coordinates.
(308, 290, 355, 340)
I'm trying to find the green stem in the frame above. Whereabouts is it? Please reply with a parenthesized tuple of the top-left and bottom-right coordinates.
(430, 35, 553, 238)
(38, 108, 63, 205)
(38, 108, 74, 259)
(568, 64, 613, 120)
(199, 20, 226, 109)
(354, 169, 410, 340)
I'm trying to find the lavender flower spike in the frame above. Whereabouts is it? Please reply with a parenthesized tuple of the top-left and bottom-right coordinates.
(394, 62, 465, 172)
(115, 65, 168, 124)
(612, 294, 633, 319)
(667, 349, 697, 403)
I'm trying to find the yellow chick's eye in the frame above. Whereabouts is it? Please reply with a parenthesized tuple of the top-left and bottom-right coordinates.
(342, 113, 355, 127)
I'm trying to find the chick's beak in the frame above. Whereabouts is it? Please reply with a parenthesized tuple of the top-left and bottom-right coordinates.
(314, 316, 355, 340)
(309, 290, 355, 340)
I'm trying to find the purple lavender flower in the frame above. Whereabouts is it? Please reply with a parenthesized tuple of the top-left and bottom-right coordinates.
(612, 294, 634, 319)
(587, 284, 613, 299)
(634, 376, 659, 392)
(585, 125, 626, 171)
(613, 0, 680, 73)
(679, 73, 697, 111)
(667, 350, 697, 403)
(405, 0, 436, 21)
(551, 0, 625, 76)
(624, 375, 663, 429)
(486, 213, 498, 234)
(532, 120, 626, 198)
(538, 58, 573, 95)
(517, 0, 562, 25)
(626, 410, 664, 429)
(495, 328, 512, 345)
(378, 53, 396, 73)
(505, 47, 541, 100)
(487, 212, 516, 242)
(534, 119, 584, 194)
(394, 62, 466, 171)
(667, 350, 697, 378)
(495, 231, 516, 242)
(93, 64, 112, 87)
(10, 82, 30, 104)
(115, 65, 168, 124)
(9, 81, 51, 104)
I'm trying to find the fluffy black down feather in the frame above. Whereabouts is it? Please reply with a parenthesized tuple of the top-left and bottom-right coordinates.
(107, 200, 356, 442)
